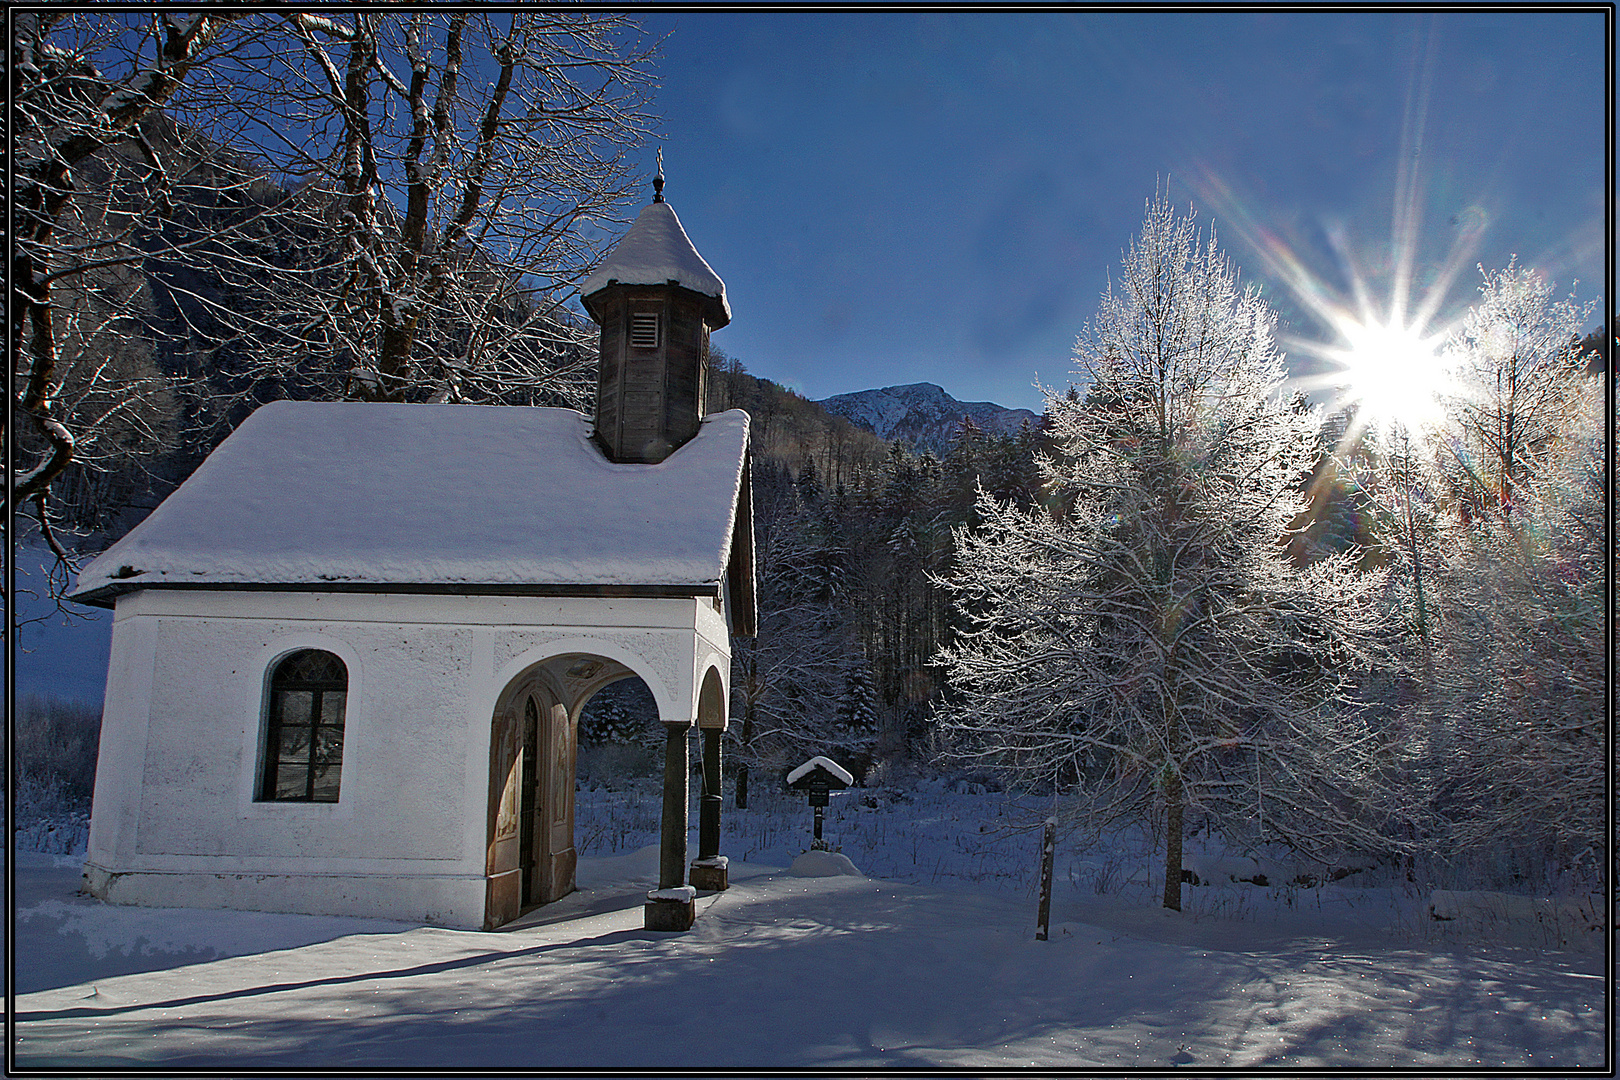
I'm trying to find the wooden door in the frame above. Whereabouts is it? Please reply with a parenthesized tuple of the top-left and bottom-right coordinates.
(520, 696, 540, 905)
(539, 699, 577, 902)
(486, 673, 578, 928)
(484, 696, 523, 929)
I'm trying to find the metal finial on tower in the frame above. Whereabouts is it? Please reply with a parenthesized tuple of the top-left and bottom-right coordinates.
(653, 148, 665, 203)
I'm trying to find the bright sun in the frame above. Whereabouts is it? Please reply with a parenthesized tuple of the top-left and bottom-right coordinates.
(1184, 138, 1481, 450)
(1329, 316, 1451, 437)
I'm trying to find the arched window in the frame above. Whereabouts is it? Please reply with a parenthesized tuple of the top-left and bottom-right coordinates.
(260, 649, 348, 802)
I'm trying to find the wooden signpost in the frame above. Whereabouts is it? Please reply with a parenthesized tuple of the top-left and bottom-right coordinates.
(787, 756, 853, 851)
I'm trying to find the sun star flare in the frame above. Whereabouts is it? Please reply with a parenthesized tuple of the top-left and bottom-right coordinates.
(1326, 314, 1452, 437)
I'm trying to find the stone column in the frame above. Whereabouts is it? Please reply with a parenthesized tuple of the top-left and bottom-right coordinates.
(645, 720, 695, 931)
(689, 727, 728, 891)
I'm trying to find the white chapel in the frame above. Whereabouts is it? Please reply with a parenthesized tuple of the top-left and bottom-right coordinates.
(70, 173, 753, 932)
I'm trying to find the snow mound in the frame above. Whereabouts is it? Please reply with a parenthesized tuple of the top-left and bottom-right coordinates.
(648, 886, 696, 902)
(790, 850, 863, 878)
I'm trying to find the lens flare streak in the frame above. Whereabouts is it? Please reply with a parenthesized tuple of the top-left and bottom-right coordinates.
(1185, 23, 1491, 450)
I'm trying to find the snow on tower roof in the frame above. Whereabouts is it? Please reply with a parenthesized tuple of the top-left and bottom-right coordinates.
(71, 401, 751, 607)
(580, 201, 730, 327)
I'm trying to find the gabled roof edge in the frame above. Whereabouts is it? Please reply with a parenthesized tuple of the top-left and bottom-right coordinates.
(710, 411, 756, 638)
(72, 579, 730, 611)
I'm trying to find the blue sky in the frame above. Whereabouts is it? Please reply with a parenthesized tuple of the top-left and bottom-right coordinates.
(14, 9, 1610, 704)
(617, 10, 1608, 414)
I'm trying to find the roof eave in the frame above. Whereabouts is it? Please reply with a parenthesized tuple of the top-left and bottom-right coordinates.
(581, 279, 730, 329)
(72, 579, 729, 610)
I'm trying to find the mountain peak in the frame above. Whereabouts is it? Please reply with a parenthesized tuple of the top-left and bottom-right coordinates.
(816, 382, 1039, 455)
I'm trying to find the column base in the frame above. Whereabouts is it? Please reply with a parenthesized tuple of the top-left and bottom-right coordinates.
(644, 887, 696, 932)
(689, 855, 729, 892)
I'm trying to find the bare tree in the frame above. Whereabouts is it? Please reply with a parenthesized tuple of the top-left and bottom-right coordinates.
(10, 11, 257, 565)
(9, 11, 658, 593)
(936, 193, 1392, 910)
(179, 11, 657, 406)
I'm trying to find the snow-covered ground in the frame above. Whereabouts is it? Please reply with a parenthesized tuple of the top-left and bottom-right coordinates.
(11, 781, 1605, 1070)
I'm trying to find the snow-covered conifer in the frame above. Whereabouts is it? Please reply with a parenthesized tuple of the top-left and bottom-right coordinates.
(937, 191, 1390, 910)
(836, 662, 881, 752)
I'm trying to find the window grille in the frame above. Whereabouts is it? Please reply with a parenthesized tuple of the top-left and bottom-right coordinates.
(629, 312, 659, 349)
(260, 649, 348, 802)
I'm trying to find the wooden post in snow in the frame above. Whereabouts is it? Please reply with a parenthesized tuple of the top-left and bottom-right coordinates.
(1035, 817, 1057, 941)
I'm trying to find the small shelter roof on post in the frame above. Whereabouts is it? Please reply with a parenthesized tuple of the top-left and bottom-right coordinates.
(786, 756, 854, 788)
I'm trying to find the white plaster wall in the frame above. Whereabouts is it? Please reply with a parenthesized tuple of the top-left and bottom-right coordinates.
(693, 596, 732, 729)
(85, 614, 158, 868)
(83, 588, 730, 928)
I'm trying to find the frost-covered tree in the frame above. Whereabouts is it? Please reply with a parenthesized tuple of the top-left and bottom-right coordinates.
(937, 193, 1389, 910)
(1307, 264, 1607, 886)
(730, 462, 856, 806)
(1404, 265, 1605, 879)
(1422, 450, 1605, 877)
(1438, 260, 1596, 520)
(1341, 422, 1447, 673)
(8, 11, 657, 592)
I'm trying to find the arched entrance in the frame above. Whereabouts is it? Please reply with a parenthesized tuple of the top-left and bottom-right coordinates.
(485, 666, 574, 928)
(484, 652, 646, 930)
(485, 649, 733, 932)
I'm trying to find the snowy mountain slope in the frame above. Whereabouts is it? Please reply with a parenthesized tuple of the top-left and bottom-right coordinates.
(816, 383, 1040, 455)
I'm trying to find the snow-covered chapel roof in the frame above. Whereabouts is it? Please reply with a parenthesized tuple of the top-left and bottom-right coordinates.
(71, 401, 751, 607)
(580, 201, 730, 327)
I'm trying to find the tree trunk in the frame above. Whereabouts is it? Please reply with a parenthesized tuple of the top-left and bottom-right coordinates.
(734, 696, 754, 809)
(1162, 767, 1184, 911)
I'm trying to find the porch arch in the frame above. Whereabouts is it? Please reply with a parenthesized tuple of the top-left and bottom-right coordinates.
(484, 647, 672, 931)
(491, 637, 679, 729)
(689, 663, 730, 892)
(696, 664, 726, 730)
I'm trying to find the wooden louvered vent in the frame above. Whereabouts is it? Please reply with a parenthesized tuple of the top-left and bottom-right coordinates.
(630, 312, 659, 349)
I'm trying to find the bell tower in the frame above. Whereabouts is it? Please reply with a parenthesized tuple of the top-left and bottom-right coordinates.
(581, 158, 731, 464)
